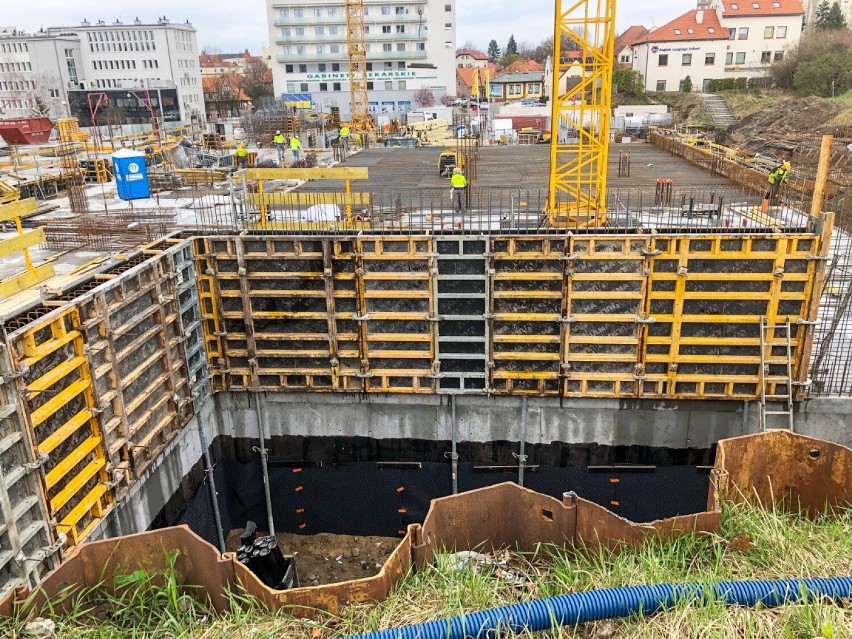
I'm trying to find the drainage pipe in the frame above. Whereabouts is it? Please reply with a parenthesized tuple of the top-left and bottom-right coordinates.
(449, 396, 458, 495)
(254, 394, 276, 538)
(343, 577, 852, 639)
(198, 415, 226, 553)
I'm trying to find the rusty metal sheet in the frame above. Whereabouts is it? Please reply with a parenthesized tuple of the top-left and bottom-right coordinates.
(714, 430, 852, 515)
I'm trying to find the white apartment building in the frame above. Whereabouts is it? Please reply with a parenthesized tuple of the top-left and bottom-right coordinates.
(266, 0, 456, 117)
(0, 18, 203, 122)
(632, 0, 805, 92)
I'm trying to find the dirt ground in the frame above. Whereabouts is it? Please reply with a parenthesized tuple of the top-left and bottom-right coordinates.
(226, 528, 401, 587)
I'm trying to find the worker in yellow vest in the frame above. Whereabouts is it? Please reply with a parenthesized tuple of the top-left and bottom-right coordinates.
(340, 125, 351, 150)
(235, 142, 249, 169)
(273, 130, 286, 162)
(450, 167, 467, 213)
(765, 160, 791, 205)
(290, 135, 302, 162)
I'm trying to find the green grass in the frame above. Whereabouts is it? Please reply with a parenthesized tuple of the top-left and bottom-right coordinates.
(2, 501, 851, 638)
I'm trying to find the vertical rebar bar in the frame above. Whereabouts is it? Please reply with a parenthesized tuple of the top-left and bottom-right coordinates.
(450, 395, 458, 495)
(518, 396, 527, 487)
(198, 414, 226, 553)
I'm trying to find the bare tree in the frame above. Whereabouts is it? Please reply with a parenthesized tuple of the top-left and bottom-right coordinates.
(457, 40, 479, 53)
(0, 59, 65, 118)
(414, 86, 435, 108)
(238, 59, 274, 101)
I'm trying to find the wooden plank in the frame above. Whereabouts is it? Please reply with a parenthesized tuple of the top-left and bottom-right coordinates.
(0, 228, 46, 258)
(0, 198, 37, 223)
(248, 192, 371, 206)
(244, 167, 369, 180)
(0, 263, 54, 298)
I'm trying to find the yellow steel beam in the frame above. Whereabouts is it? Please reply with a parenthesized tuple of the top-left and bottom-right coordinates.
(0, 263, 54, 299)
(44, 435, 102, 490)
(0, 228, 46, 258)
(49, 456, 105, 513)
(0, 198, 37, 223)
(248, 192, 371, 206)
(243, 167, 369, 180)
(28, 378, 90, 428)
(38, 408, 93, 455)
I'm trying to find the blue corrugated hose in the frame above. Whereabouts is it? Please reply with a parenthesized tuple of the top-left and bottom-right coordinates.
(343, 577, 852, 639)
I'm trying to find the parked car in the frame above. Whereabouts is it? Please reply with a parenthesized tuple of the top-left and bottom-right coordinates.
(520, 99, 541, 107)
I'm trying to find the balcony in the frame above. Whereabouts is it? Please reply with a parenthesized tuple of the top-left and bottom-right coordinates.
(366, 31, 425, 41)
(367, 50, 427, 60)
(273, 16, 346, 27)
(275, 33, 346, 44)
(276, 49, 427, 64)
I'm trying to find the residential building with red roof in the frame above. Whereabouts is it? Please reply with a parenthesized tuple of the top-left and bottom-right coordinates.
(615, 25, 649, 68)
(456, 63, 499, 97)
(630, 0, 804, 92)
(456, 48, 489, 68)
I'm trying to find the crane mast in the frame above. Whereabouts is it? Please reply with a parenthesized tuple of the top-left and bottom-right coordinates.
(547, 0, 616, 226)
(345, 0, 374, 134)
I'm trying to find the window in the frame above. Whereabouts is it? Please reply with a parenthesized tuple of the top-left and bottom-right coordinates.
(445, 3, 451, 9)
(508, 83, 522, 95)
(332, 63, 340, 71)
(328, 8, 337, 16)
(294, 8, 303, 16)
(658, 54, 668, 66)
(674, 29, 681, 35)
(319, 63, 327, 71)
(761, 51, 771, 63)
(316, 45, 324, 53)
(397, 43, 405, 51)
(445, 22, 452, 29)
(330, 44, 340, 53)
(330, 26, 338, 35)
(682, 53, 692, 66)
(416, 42, 425, 51)
(764, 26, 774, 38)
(382, 25, 391, 33)
(314, 8, 323, 16)
(395, 6, 405, 14)
(295, 27, 305, 35)
(705, 52, 715, 65)
(300, 83, 308, 91)
(528, 83, 541, 94)
(398, 100, 411, 111)
(381, 6, 391, 14)
(445, 41, 453, 47)
(398, 61, 405, 69)
(396, 25, 405, 33)
(285, 64, 294, 72)
(366, 63, 373, 70)
(383, 43, 392, 51)
(738, 27, 749, 39)
(398, 80, 406, 89)
(320, 83, 328, 91)
(385, 80, 393, 89)
(728, 28, 736, 39)
(316, 27, 324, 35)
(725, 52, 733, 65)
(287, 81, 295, 92)
(774, 51, 784, 61)
(367, 82, 374, 89)
(333, 82, 341, 90)
(299, 64, 307, 72)
(777, 26, 787, 38)
(283, 27, 291, 36)
(735, 52, 746, 64)
(385, 61, 393, 69)
(620, 54, 630, 63)
(656, 80, 666, 91)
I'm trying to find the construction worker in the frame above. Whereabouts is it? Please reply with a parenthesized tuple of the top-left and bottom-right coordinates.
(766, 160, 791, 205)
(339, 125, 351, 151)
(235, 142, 249, 169)
(273, 130, 286, 162)
(450, 167, 467, 213)
(290, 135, 302, 162)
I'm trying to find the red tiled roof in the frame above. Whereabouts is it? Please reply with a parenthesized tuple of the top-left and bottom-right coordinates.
(500, 59, 544, 74)
(456, 63, 499, 88)
(615, 25, 649, 51)
(202, 75, 251, 101)
(719, 0, 804, 17)
(636, 9, 729, 43)
(456, 48, 489, 60)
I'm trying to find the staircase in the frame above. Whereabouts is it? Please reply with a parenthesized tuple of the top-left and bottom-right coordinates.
(700, 93, 737, 128)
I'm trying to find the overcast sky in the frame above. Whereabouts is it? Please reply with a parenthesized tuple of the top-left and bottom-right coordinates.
(5, 0, 687, 53)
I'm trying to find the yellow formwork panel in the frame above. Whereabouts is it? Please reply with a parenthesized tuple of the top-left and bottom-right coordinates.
(11, 308, 113, 549)
(641, 234, 817, 399)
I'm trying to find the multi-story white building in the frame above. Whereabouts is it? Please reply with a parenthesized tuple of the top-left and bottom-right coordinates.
(266, 0, 456, 117)
(0, 17, 203, 122)
(631, 0, 805, 92)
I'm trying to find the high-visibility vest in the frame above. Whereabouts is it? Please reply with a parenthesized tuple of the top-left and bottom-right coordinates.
(451, 173, 467, 188)
(768, 167, 788, 185)
(273, 134, 285, 144)
(340, 127, 350, 137)
(290, 138, 302, 150)
(235, 146, 248, 157)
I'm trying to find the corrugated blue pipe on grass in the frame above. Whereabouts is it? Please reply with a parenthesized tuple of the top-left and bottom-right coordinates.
(344, 577, 852, 639)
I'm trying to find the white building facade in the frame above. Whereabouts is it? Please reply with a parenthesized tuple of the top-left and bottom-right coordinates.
(266, 0, 456, 117)
(0, 18, 203, 122)
(632, 0, 805, 93)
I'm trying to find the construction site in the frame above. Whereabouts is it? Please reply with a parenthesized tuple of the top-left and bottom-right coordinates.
(0, 0, 850, 636)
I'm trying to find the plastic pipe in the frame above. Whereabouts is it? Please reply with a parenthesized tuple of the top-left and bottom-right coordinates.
(343, 577, 852, 639)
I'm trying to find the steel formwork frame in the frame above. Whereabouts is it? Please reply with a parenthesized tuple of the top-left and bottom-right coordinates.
(547, 0, 616, 227)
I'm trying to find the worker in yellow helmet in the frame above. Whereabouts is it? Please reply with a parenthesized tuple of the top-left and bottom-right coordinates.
(273, 130, 286, 162)
(339, 125, 351, 151)
(766, 160, 791, 205)
(450, 167, 467, 213)
(235, 142, 249, 169)
(290, 135, 302, 162)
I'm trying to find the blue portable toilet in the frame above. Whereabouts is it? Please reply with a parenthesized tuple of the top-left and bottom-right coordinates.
(112, 149, 150, 200)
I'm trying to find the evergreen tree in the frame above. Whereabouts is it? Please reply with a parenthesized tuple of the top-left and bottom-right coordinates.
(816, 1, 847, 29)
(506, 34, 518, 55)
(487, 39, 501, 62)
(814, 0, 831, 24)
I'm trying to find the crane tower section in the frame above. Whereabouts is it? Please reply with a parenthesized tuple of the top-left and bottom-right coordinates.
(547, 0, 616, 226)
(345, 0, 373, 133)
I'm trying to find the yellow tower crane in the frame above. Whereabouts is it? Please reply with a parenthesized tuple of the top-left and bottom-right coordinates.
(345, 0, 374, 134)
(547, 0, 616, 227)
